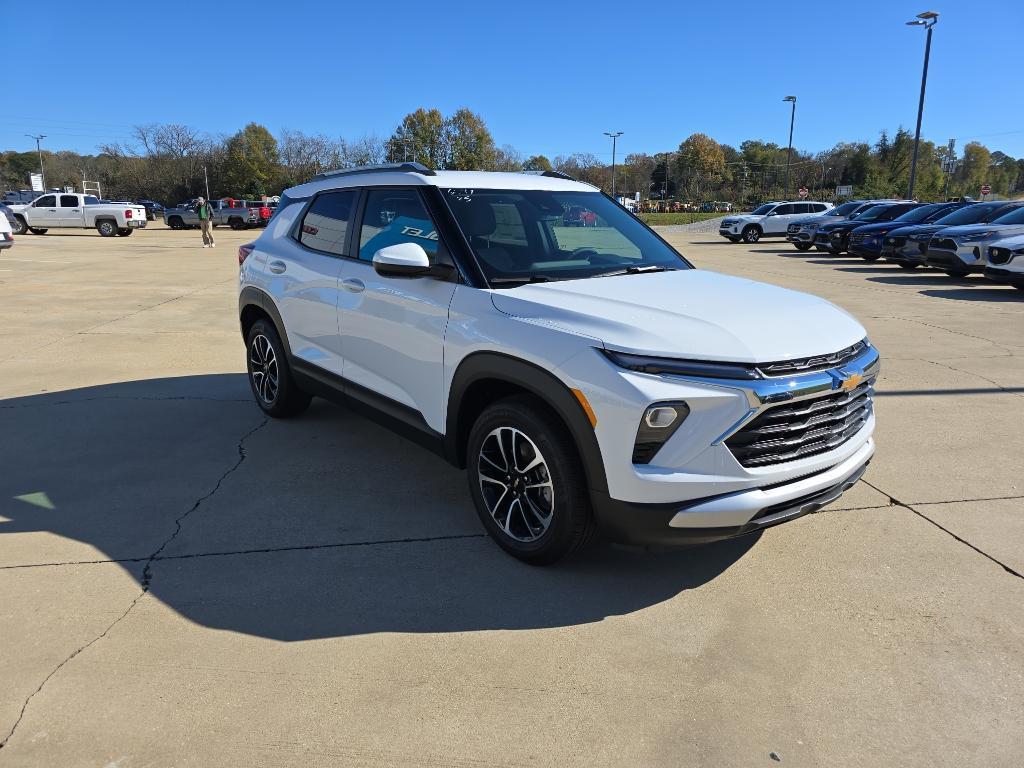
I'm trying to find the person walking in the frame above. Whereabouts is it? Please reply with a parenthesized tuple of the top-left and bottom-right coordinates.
(196, 196, 216, 248)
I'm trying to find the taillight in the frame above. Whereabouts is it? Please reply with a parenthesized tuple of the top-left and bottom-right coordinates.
(238, 243, 255, 266)
(125, 209, 133, 219)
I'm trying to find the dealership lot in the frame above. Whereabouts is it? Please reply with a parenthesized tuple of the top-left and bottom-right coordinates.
(1, 226, 1022, 766)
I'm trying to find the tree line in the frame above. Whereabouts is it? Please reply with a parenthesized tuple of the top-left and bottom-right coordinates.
(2, 108, 1022, 206)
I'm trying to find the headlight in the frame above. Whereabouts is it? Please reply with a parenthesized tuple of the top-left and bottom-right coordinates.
(962, 231, 996, 242)
(602, 349, 760, 380)
(633, 402, 690, 464)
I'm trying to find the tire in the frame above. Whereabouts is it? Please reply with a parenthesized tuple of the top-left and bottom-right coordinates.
(96, 220, 117, 237)
(466, 395, 596, 565)
(742, 225, 761, 243)
(794, 243, 812, 251)
(861, 253, 881, 262)
(11, 216, 27, 235)
(245, 318, 311, 418)
(229, 218, 244, 231)
(726, 236, 741, 243)
(117, 228, 133, 237)
(28, 227, 48, 235)
(899, 263, 919, 270)
(168, 216, 184, 230)
(944, 268, 970, 278)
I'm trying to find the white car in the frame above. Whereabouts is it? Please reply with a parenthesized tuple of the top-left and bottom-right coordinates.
(10, 193, 147, 237)
(0, 209, 13, 250)
(984, 233, 1024, 291)
(238, 163, 877, 564)
(720, 201, 834, 244)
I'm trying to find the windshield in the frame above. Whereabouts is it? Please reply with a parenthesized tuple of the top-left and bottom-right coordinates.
(933, 204, 1000, 226)
(828, 202, 861, 216)
(442, 189, 689, 286)
(851, 204, 893, 222)
(892, 204, 947, 224)
(750, 203, 775, 215)
(991, 207, 1024, 225)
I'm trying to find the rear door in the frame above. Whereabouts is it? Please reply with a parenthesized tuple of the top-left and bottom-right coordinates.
(26, 195, 58, 228)
(268, 188, 357, 377)
(335, 187, 457, 432)
(57, 194, 83, 226)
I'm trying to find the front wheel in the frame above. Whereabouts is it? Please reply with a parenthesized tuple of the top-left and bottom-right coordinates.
(794, 242, 812, 251)
(96, 220, 117, 237)
(861, 253, 881, 262)
(229, 218, 245, 231)
(467, 396, 596, 565)
(11, 217, 27, 235)
(742, 226, 761, 243)
(28, 227, 48, 235)
(944, 268, 970, 278)
(246, 319, 311, 418)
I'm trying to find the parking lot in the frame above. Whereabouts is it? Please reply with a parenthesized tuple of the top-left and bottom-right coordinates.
(1, 224, 1022, 766)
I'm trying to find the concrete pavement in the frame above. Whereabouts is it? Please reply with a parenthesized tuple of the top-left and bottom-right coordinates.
(0, 225, 1021, 766)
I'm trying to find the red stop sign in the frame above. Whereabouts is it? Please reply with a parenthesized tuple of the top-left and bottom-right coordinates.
(981, 184, 991, 195)
(798, 187, 809, 198)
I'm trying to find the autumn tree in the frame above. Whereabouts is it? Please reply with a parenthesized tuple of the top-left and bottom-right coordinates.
(387, 108, 445, 168)
(441, 108, 497, 170)
(523, 154, 553, 172)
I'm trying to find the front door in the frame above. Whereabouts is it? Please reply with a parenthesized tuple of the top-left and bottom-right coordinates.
(26, 195, 59, 228)
(336, 187, 457, 432)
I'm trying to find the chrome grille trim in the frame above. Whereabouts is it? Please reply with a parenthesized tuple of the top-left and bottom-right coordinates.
(757, 340, 868, 377)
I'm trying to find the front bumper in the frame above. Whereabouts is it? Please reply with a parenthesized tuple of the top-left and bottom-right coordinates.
(925, 245, 983, 273)
(984, 266, 1024, 287)
(849, 241, 884, 259)
(592, 440, 873, 546)
(883, 238, 930, 265)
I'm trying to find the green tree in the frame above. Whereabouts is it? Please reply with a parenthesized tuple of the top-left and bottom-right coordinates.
(222, 123, 280, 198)
(442, 108, 496, 170)
(387, 108, 445, 168)
(523, 154, 553, 172)
(674, 133, 726, 199)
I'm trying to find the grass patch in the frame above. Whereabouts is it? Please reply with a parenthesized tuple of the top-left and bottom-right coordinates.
(637, 212, 729, 226)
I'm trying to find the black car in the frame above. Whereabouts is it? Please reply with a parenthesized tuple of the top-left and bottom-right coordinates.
(135, 199, 165, 221)
(814, 202, 920, 255)
(882, 202, 1018, 269)
(848, 202, 967, 262)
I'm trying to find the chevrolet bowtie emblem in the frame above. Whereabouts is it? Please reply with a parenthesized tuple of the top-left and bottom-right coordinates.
(839, 372, 864, 392)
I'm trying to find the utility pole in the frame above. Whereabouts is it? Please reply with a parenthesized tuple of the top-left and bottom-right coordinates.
(782, 96, 797, 199)
(203, 165, 211, 201)
(943, 138, 955, 201)
(604, 132, 623, 198)
(26, 134, 46, 189)
(906, 11, 939, 199)
(740, 162, 748, 209)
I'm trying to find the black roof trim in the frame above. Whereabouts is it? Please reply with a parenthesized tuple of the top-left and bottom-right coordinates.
(313, 162, 436, 180)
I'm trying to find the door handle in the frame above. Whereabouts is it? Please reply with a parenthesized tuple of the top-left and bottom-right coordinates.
(341, 278, 365, 293)
(268, 260, 287, 274)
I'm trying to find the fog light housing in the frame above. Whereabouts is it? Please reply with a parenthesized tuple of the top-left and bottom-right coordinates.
(633, 402, 690, 464)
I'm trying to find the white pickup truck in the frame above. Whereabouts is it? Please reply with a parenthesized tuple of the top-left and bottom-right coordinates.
(10, 193, 147, 237)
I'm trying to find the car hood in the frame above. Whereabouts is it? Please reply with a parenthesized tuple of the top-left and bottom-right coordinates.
(888, 223, 945, 237)
(489, 269, 865, 363)
(722, 214, 763, 224)
(935, 223, 1024, 238)
(850, 222, 901, 235)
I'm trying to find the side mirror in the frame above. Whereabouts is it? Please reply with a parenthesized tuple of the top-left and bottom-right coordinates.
(372, 242, 433, 278)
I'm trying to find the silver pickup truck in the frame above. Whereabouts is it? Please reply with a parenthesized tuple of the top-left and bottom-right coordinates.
(9, 193, 147, 237)
(164, 200, 256, 230)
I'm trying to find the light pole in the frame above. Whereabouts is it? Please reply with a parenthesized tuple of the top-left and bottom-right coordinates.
(604, 131, 623, 198)
(782, 96, 796, 199)
(202, 165, 211, 201)
(26, 134, 46, 189)
(906, 11, 939, 200)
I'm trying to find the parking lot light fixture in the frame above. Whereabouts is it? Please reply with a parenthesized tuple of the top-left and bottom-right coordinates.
(782, 97, 796, 200)
(26, 134, 46, 189)
(905, 11, 939, 200)
(604, 132, 623, 198)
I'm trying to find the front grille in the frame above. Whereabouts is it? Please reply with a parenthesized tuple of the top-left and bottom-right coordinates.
(787, 224, 800, 233)
(850, 233, 866, 243)
(989, 247, 1012, 265)
(757, 340, 868, 377)
(933, 238, 957, 251)
(815, 233, 830, 243)
(726, 379, 874, 467)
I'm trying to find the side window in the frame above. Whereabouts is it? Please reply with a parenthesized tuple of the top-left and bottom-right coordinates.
(35, 195, 56, 207)
(60, 195, 79, 207)
(812, 203, 828, 212)
(298, 189, 357, 257)
(773, 204, 794, 215)
(358, 189, 444, 262)
(795, 203, 812, 214)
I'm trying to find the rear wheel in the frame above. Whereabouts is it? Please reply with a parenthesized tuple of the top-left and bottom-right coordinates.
(167, 216, 184, 230)
(944, 267, 970, 278)
(96, 220, 117, 237)
(742, 225, 761, 243)
(246, 318, 311, 418)
(229, 218, 245, 230)
(117, 228, 133, 237)
(28, 227, 48, 235)
(899, 263, 918, 270)
(467, 396, 596, 565)
(861, 253, 880, 262)
(794, 242, 812, 251)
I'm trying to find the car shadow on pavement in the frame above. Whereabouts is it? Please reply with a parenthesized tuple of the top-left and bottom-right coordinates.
(0, 374, 759, 641)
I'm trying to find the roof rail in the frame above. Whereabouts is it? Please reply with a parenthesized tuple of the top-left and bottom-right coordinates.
(313, 162, 436, 180)
(520, 169, 578, 181)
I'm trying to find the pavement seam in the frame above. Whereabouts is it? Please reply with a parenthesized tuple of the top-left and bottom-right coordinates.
(861, 479, 1024, 581)
(875, 316, 1020, 355)
(922, 358, 1024, 400)
(0, 416, 267, 752)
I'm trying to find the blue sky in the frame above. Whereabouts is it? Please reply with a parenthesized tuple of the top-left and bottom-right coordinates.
(6, 0, 1023, 161)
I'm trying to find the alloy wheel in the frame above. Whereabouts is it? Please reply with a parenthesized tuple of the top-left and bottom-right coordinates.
(478, 427, 554, 542)
(249, 334, 279, 404)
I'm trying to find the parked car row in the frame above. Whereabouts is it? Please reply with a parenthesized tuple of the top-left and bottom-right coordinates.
(767, 198, 1024, 291)
(163, 198, 276, 230)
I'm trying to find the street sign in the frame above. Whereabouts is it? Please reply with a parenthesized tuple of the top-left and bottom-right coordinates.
(30, 173, 43, 192)
(835, 185, 853, 197)
(980, 184, 991, 197)
(798, 187, 809, 199)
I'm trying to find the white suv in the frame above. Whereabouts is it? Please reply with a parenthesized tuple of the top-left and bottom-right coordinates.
(720, 201, 834, 243)
(239, 164, 877, 564)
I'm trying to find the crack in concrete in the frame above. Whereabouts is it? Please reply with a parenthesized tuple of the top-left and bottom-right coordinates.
(0, 395, 251, 410)
(0, 417, 267, 752)
(877, 316, 1020, 356)
(861, 479, 1024, 581)
(923, 358, 1024, 400)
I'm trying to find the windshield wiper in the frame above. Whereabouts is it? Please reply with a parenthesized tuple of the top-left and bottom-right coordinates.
(593, 265, 677, 278)
(488, 276, 553, 288)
